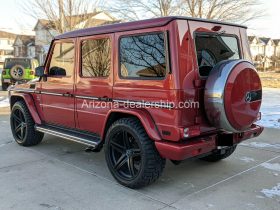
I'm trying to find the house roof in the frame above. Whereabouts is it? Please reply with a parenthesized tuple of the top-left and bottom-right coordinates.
(0, 30, 17, 39)
(273, 39, 280, 45)
(248, 36, 256, 43)
(259, 37, 272, 45)
(33, 19, 56, 31)
(14, 35, 35, 46)
(33, 11, 116, 31)
(56, 16, 247, 40)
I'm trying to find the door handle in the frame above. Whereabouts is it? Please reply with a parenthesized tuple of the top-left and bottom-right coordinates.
(63, 92, 73, 97)
(100, 96, 111, 102)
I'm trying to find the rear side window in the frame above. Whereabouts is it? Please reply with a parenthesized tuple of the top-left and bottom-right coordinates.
(81, 38, 111, 77)
(120, 32, 167, 79)
(49, 42, 75, 77)
(195, 34, 240, 77)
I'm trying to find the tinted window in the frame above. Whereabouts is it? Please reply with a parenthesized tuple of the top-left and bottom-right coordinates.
(4, 58, 31, 69)
(81, 38, 111, 77)
(120, 33, 167, 78)
(195, 34, 240, 77)
(49, 42, 75, 77)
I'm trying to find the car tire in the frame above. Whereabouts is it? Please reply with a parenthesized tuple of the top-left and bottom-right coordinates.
(10, 101, 44, 146)
(1, 82, 8, 91)
(105, 118, 166, 188)
(199, 145, 237, 162)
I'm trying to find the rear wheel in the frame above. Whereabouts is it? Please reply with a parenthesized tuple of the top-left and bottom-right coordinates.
(10, 101, 44, 146)
(105, 118, 166, 188)
(199, 146, 237, 162)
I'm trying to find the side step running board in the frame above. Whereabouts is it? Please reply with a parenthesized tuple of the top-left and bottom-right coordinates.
(35, 125, 101, 147)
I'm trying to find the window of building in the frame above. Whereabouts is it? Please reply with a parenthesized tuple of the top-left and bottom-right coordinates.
(49, 42, 75, 77)
(81, 38, 111, 77)
(119, 32, 168, 79)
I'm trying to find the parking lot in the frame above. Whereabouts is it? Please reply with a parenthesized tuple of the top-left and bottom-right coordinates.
(0, 87, 280, 210)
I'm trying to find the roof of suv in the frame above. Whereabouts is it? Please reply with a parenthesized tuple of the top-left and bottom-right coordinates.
(55, 16, 247, 40)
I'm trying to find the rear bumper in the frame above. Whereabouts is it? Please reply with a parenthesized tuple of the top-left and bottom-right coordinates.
(155, 124, 264, 161)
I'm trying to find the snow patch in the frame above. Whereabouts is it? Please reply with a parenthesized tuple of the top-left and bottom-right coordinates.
(261, 183, 280, 198)
(259, 88, 280, 129)
(0, 97, 9, 108)
(261, 163, 280, 172)
(240, 142, 280, 150)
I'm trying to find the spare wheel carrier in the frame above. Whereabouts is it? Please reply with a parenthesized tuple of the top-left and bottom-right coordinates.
(204, 60, 262, 133)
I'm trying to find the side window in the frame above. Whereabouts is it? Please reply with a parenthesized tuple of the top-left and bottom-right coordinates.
(49, 42, 75, 77)
(120, 32, 168, 79)
(81, 38, 111, 77)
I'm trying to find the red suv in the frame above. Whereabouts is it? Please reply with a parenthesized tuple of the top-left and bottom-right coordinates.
(9, 17, 263, 188)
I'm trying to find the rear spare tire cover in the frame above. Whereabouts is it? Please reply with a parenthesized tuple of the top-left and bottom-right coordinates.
(204, 60, 262, 132)
(10, 65, 25, 80)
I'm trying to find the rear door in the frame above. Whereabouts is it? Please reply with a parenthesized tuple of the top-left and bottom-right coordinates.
(75, 34, 113, 135)
(188, 21, 243, 132)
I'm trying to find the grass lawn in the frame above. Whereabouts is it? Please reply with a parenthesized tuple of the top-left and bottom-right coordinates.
(258, 71, 280, 88)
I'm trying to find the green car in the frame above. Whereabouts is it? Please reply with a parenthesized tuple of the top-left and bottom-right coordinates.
(1, 58, 39, 91)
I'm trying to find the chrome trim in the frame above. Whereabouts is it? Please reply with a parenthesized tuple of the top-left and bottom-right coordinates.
(113, 99, 173, 109)
(204, 60, 252, 133)
(35, 126, 99, 147)
(13, 88, 35, 93)
(41, 91, 63, 96)
(75, 95, 99, 100)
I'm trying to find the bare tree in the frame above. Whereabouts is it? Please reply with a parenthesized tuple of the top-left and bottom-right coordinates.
(22, 0, 102, 33)
(105, 0, 263, 23)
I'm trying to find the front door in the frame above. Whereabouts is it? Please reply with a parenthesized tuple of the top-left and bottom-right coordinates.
(40, 40, 76, 128)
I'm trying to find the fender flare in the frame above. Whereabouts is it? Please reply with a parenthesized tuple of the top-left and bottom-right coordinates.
(102, 109, 162, 141)
(10, 93, 42, 124)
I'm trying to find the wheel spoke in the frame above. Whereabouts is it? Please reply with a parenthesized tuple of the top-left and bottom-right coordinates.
(122, 131, 129, 149)
(127, 156, 135, 177)
(114, 154, 128, 171)
(15, 124, 22, 133)
(12, 113, 21, 123)
(20, 126, 24, 140)
(111, 141, 125, 153)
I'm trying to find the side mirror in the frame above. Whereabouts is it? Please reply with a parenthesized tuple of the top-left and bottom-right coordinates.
(35, 66, 45, 77)
(49, 66, 66, 76)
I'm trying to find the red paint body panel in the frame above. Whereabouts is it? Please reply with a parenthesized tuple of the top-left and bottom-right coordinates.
(10, 92, 42, 124)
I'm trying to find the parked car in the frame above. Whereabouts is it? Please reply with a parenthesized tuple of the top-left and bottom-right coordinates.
(8, 17, 263, 188)
(1, 58, 39, 91)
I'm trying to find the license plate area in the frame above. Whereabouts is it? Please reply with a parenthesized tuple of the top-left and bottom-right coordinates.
(3, 79, 11, 83)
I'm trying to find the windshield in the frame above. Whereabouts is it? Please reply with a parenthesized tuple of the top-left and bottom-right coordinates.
(195, 34, 240, 77)
(4, 58, 31, 69)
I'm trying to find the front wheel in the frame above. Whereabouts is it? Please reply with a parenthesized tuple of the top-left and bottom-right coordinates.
(10, 101, 44, 146)
(1, 82, 9, 91)
(199, 145, 237, 162)
(105, 118, 166, 188)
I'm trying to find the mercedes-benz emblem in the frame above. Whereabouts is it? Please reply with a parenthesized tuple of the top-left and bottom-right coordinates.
(245, 92, 252, 103)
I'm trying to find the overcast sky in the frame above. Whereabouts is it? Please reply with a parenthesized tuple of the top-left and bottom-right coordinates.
(0, 0, 279, 38)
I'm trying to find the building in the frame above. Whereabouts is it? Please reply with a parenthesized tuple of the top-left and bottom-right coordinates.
(0, 31, 16, 68)
(13, 35, 35, 58)
(33, 11, 119, 64)
(248, 36, 280, 70)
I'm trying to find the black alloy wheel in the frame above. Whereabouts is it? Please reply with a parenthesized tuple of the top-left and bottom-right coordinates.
(105, 118, 166, 188)
(11, 101, 44, 146)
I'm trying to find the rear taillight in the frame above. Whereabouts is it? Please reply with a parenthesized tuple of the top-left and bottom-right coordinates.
(2, 70, 6, 75)
(181, 126, 200, 138)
